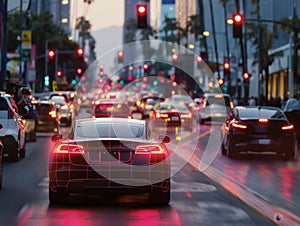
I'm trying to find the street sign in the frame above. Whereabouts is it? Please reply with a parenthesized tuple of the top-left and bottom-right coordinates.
(22, 30, 32, 61)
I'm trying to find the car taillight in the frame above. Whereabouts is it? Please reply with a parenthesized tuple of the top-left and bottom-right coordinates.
(135, 145, 164, 155)
(49, 110, 57, 118)
(54, 144, 84, 154)
(232, 123, 247, 129)
(155, 112, 161, 118)
(203, 101, 207, 108)
(60, 105, 68, 110)
(230, 101, 234, 109)
(282, 124, 294, 130)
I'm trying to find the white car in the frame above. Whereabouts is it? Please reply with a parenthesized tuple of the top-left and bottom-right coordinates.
(0, 92, 26, 161)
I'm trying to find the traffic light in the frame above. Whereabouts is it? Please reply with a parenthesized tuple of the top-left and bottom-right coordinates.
(223, 62, 230, 72)
(48, 50, 55, 60)
(44, 76, 50, 86)
(76, 48, 84, 57)
(196, 55, 202, 68)
(136, 4, 147, 29)
(218, 78, 224, 86)
(243, 71, 250, 82)
(99, 64, 104, 76)
(172, 53, 178, 63)
(56, 70, 62, 77)
(118, 50, 124, 63)
(76, 68, 83, 75)
(233, 13, 244, 38)
(143, 63, 149, 73)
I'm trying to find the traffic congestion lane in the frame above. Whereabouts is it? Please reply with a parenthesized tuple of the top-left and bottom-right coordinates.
(0, 130, 274, 225)
(193, 121, 300, 224)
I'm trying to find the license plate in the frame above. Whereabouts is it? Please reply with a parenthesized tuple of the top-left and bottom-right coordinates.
(259, 139, 271, 145)
(172, 116, 179, 121)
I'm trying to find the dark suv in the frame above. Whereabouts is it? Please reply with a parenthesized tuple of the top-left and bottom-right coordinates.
(34, 100, 60, 134)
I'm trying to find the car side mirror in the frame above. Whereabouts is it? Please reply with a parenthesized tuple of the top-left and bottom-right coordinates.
(159, 135, 171, 143)
(51, 134, 62, 141)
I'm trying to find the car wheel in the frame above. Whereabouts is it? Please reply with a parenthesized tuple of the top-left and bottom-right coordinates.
(149, 189, 170, 205)
(9, 137, 20, 162)
(227, 143, 237, 158)
(49, 187, 68, 204)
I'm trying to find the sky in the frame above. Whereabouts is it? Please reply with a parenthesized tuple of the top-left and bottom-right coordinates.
(70, 0, 125, 31)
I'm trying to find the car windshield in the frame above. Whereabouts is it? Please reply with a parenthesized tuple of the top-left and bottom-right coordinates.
(75, 123, 145, 139)
(239, 108, 286, 120)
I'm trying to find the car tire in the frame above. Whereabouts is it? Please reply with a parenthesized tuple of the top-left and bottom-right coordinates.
(49, 187, 68, 204)
(149, 189, 170, 205)
(9, 137, 20, 162)
(227, 144, 237, 158)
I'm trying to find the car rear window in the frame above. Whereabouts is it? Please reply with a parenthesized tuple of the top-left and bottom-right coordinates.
(95, 104, 129, 114)
(76, 123, 145, 139)
(239, 108, 286, 120)
(206, 96, 231, 107)
(37, 104, 53, 112)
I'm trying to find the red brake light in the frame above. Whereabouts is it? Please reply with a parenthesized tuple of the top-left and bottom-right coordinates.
(54, 144, 84, 154)
(282, 124, 294, 130)
(232, 123, 247, 129)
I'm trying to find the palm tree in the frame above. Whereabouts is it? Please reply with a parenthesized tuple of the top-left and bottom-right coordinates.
(274, 6, 300, 90)
(247, 0, 282, 100)
(75, 16, 91, 49)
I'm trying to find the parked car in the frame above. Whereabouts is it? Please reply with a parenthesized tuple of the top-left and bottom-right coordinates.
(49, 118, 171, 205)
(198, 93, 234, 124)
(34, 100, 60, 134)
(0, 92, 26, 161)
(221, 106, 297, 159)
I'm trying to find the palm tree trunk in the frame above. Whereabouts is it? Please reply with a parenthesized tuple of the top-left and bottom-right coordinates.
(209, 0, 220, 78)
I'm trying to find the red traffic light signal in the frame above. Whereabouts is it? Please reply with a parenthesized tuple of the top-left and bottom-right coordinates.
(243, 71, 250, 81)
(233, 13, 244, 25)
(196, 56, 202, 63)
(76, 48, 84, 57)
(56, 70, 62, 77)
(118, 50, 124, 63)
(223, 62, 230, 71)
(143, 63, 149, 72)
(48, 50, 55, 60)
(77, 68, 83, 75)
(136, 4, 147, 29)
(233, 13, 244, 38)
(172, 53, 178, 62)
